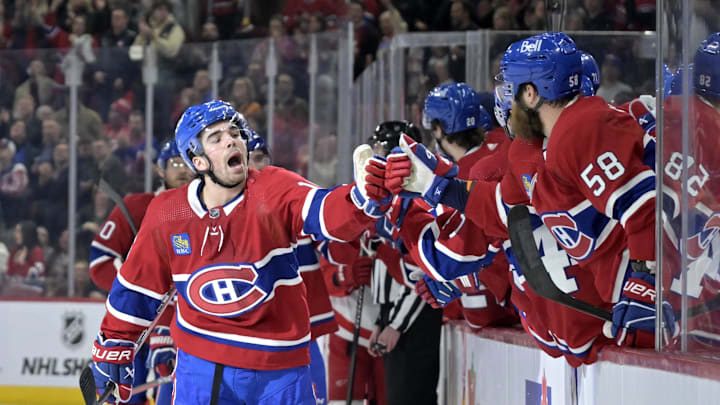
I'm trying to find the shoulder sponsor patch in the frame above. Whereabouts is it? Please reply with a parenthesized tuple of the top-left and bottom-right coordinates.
(172, 233, 191, 256)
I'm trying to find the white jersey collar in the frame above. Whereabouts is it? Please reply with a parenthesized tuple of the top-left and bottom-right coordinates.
(187, 178, 245, 218)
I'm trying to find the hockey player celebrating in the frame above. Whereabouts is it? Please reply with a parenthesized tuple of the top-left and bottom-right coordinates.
(383, 33, 675, 364)
(89, 139, 193, 405)
(90, 100, 388, 404)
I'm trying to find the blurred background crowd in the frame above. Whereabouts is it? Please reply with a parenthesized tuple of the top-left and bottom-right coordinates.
(0, 0, 717, 299)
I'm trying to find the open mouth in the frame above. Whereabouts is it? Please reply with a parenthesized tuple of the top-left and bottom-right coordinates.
(227, 152, 244, 170)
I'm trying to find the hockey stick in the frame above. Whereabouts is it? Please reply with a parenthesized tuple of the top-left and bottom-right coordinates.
(507, 205, 613, 321)
(345, 284, 365, 405)
(79, 287, 177, 405)
(99, 178, 138, 236)
(508, 205, 720, 321)
(346, 236, 375, 405)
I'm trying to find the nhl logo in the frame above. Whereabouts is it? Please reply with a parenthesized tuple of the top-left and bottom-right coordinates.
(62, 311, 84, 349)
(209, 208, 220, 218)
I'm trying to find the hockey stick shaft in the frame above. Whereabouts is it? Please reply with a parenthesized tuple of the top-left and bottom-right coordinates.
(99, 179, 138, 235)
(508, 205, 613, 321)
(131, 374, 173, 395)
(346, 284, 365, 405)
(508, 205, 720, 321)
(80, 287, 177, 405)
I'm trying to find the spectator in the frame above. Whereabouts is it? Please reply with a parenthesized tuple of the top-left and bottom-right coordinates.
(79, 187, 113, 230)
(377, 1, 408, 50)
(15, 60, 57, 108)
(36, 118, 64, 164)
(29, 157, 55, 226)
(132, 0, 186, 136)
(13, 94, 40, 142)
(276, 72, 309, 122)
(566, 9, 586, 31)
(492, 6, 516, 30)
(94, 6, 138, 119)
(7, 220, 45, 281)
(0, 139, 30, 226)
(92, 137, 126, 194)
(228, 76, 264, 128)
(308, 12, 327, 33)
(9, 120, 38, 167)
(191, 69, 212, 104)
(53, 92, 104, 143)
(43, 229, 69, 297)
(450, 0, 478, 31)
(522, 0, 546, 30)
(474, 0, 494, 28)
(596, 54, 633, 104)
(35, 105, 54, 123)
(391, 0, 432, 31)
(103, 98, 131, 146)
(75, 257, 106, 298)
(582, 0, 614, 30)
(9, 0, 54, 56)
(349, 0, 379, 78)
(63, 13, 97, 66)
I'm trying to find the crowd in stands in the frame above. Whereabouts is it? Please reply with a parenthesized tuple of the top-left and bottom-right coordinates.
(0, 0, 712, 299)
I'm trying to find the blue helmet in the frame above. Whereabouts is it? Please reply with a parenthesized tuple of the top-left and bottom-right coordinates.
(499, 32, 582, 103)
(247, 131, 266, 152)
(174, 100, 249, 172)
(580, 51, 601, 96)
(157, 139, 182, 169)
(422, 83, 488, 134)
(694, 32, 720, 99)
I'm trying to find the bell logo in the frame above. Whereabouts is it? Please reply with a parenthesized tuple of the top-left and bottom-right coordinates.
(520, 39, 543, 53)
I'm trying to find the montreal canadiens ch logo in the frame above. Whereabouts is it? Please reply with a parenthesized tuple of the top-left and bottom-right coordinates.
(542, 212, 595, 260)
(186, 265, 267, 317)
(687, 214, 720, 259)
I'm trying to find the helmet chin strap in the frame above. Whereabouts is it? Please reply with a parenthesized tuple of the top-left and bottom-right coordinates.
(197, 155, 244, 189)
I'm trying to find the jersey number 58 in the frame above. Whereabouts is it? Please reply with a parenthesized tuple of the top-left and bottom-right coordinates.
(580, 152, 625, 197)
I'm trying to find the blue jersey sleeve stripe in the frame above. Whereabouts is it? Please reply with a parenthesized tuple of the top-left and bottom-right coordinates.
(302, 188, 348, 243)
(90, 241, 123, 261)
(295, 243, 319, 268)
(417, 222, 496, 281)
(605, 171, 655, 220)
(107, 280, 162, 326)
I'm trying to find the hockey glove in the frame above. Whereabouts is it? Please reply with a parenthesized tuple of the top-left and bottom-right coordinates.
(628, 95, 656, 134)
(91, 333, 136, 403)
(415, 275, 462, 309)
(335, 256, 373, 291)
(385, 134, 459, 206)
(147, 326, 176, 378)
(351, 144, 391, 218)
(606, 271, 678, 347)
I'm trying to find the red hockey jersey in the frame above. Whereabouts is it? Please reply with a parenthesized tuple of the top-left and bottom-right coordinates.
(90, 192, 155, 292)
(100, 167, 371, 370)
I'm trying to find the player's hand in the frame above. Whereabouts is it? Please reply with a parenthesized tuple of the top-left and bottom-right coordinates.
(605, 271, 678, 347)
(415, 275, 462, 308)
(147, 326, 176, 378)
(336, 256, 373, 291)
(351, 145, 391, 218)
(367, 327, 383, 357)
(91, 333, 136, 403)
(376, 326, 401, 354)
(385, 134, 459, 207)
(628, 95, 656, 134)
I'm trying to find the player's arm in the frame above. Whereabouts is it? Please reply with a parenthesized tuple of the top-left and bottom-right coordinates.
(89, 205, 136, 292)
(396, 199, 499, 282)
(100, 201, 174, 342)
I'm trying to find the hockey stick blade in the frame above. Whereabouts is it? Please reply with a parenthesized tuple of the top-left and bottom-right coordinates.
(507, 205, 612, 321)
(79, 365, 115, 405)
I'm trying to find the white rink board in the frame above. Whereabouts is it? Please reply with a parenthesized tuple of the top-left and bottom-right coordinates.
(0, 300, 105, 387)
(444, 322, 720, 405)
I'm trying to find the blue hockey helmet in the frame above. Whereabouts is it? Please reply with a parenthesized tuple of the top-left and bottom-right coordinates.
(157, 139, 182, 169)
(498, 32, 582, 103)
(247, 131, 266, 152)
(422, 82, 488, 134)
(174, 100, 250, 172)
(579, 51, 601, 97)
(694, 32, 720, 100)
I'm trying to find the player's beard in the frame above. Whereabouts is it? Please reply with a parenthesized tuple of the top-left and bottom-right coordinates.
(509, 100, 545, 141)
